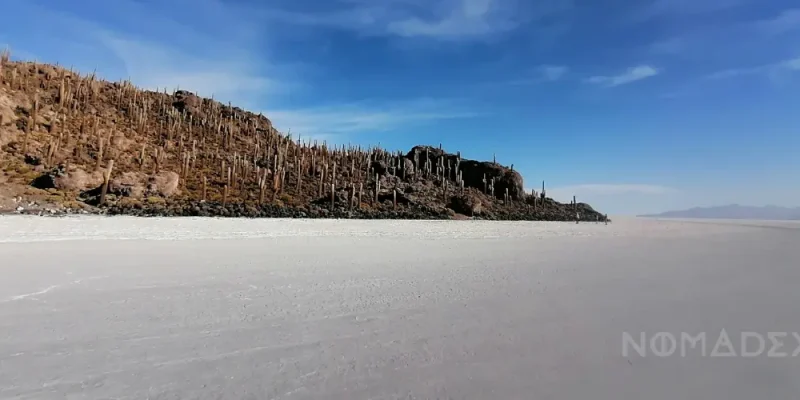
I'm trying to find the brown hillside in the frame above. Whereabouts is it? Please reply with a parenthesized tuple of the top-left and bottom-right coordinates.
(0, 50, 606, 221)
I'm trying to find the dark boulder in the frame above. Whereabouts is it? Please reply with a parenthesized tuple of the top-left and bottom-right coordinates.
(458, 160, 524, 200)
(371, 160, 388, 176)
(405, 145, 525, 201)
(406, 145, 453, 171)
(377, 189, 411, 206)
(172, 91, 201, 113)
(30, 172, 56, 189)
(24, 154, 42, 166)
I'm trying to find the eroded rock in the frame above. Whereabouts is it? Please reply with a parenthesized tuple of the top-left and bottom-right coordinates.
(110, 172, 147, 198)
(147, 171, 180, 198)
(449, 194, 482, 216)
(54, 168, 104, 191)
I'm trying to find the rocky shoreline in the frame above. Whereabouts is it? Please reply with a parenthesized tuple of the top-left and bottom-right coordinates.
(1, 196, 607, 222)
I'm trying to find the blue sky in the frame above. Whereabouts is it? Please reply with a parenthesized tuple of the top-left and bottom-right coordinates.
(2, 0, 799, 215)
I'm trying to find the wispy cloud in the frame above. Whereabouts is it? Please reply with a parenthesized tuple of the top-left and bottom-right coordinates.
(754, 9, 800, 36)
(266, 98, 482, 140)
(784, 58, 800, 70)
(630, 0, 749, 23)
(546, 184, 680, 213)
(5, 0, 286, 109)
(707, 56, 800, 80)
(506, 64, 569, 85)
(263, 0, 573, 41)
(386, 0, 517, 39)
(98, 36, 285, 105)
(586, 65, 660, 87)
(5, 0, 494, 142)
(539, 65, 569, 81)
(643, 6, 795, 59)
(549, 184, 677, 196)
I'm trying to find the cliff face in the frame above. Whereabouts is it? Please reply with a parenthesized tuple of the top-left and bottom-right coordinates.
(0, 55, 606, 221)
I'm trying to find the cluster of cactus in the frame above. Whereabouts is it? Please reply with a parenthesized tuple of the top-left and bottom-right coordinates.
(0, 51, 449, 208)
(0, 50, 587, 217)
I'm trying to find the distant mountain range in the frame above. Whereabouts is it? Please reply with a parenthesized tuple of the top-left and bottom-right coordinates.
(640, 205, 800, 221)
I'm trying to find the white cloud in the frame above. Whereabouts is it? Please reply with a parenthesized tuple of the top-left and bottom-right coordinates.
(6, 0, 285, 109)
(6, 0, 490, 143)
(706, 68, 756, 80)
(0, 42, 36, 62)
(544, 184, 680, 215)
(548, 184, 676, 197)
(266, 98, 481, 141)
(263, 0, 572, 41)
(631, 0, 748, 23)
(707, 56, 800, 80)
(98, 36, 284, 106)
(505, 64, 569, 86)
(586, 65, 660, 87)
(754, 9, 800, 36)
(385, 0, 517, 39)
(643, 9, 786, 59)
(781, 57, 800, 71)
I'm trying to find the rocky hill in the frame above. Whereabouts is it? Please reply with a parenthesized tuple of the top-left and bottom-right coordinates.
(0, 52, 606, 221)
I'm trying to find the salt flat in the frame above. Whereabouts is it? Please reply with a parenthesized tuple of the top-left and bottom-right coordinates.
(1, 217, 799, 399)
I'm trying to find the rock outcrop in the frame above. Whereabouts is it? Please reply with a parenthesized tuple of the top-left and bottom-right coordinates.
(406, 145, 524, 200)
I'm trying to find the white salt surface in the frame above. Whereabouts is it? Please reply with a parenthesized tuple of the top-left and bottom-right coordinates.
(1, 215, 795, 243)
(1, 216, 799, 399)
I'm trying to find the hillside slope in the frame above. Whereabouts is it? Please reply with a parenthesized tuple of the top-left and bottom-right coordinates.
(0, 53, 605, 221)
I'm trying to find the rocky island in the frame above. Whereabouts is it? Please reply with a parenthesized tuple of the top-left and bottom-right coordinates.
(0, 52, 605, 221)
